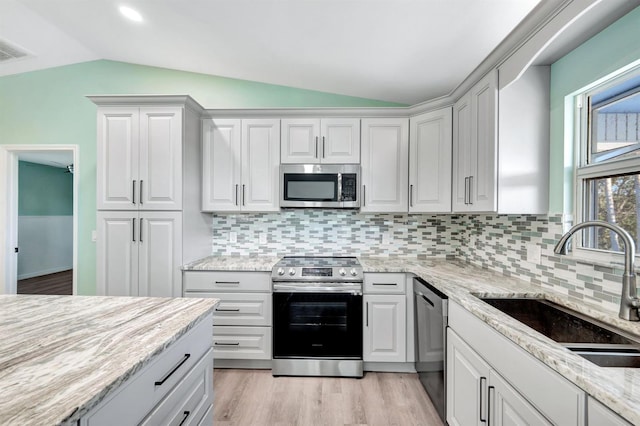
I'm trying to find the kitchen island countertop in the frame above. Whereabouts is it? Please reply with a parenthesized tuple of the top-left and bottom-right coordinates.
(0, 294, 218, 425)
(185, 254, 640, 424)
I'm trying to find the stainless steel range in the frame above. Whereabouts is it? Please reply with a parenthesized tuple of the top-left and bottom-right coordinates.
(271, 256, 363, 378)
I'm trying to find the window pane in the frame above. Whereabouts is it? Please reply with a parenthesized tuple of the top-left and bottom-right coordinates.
(589, 85, 640, 163)
(584, 173, 640, 251)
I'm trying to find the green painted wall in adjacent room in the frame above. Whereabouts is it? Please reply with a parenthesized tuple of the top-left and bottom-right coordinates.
(549, 6, 640, 214)
(19, 161, 73, 216)
(0, 60, 403, 295)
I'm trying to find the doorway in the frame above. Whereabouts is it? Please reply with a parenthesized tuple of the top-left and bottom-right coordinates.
(0, 145, 78, 295)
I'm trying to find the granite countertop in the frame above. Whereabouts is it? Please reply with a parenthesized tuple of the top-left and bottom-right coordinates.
(185, 254, 640, 423)
(0, 294, 219, 425)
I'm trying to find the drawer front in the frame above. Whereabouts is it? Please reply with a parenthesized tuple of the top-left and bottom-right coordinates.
(364, 273, 406, 294)
(82, 314, 213, 426)
(140, 349, 213, 426)
(213, 326, 272, 360)
(210, 292, 272, 326)
(184, 271, 271, 292)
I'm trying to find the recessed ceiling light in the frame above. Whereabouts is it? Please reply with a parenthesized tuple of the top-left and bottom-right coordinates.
(119, 6, 143, 22)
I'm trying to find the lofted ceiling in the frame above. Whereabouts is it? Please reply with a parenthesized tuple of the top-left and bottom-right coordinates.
(0, 0, 544, 105)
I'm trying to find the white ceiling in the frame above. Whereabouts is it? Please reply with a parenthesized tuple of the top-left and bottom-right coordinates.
(0, 0, 543, 104)
(18, 151, 73, 169)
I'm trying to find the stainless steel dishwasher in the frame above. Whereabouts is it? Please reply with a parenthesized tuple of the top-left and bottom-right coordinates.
(414, 277, 448, 423)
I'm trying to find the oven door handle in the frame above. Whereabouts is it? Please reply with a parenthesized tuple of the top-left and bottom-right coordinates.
(273, 283, 362, 294)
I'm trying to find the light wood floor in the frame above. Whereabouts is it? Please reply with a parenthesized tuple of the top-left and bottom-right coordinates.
(213, 369, 443, 426)
(17, 270, 73, 295)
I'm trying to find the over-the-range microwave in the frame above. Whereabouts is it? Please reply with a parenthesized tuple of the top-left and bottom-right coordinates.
(280, 164, 360, 209)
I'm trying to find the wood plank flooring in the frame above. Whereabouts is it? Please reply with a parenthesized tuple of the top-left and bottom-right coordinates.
(17, 270, 72, 295)
(213, 369, 443, 426)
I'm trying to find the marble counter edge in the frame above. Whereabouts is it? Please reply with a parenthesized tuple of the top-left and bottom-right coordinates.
(62, 298, 219, 425)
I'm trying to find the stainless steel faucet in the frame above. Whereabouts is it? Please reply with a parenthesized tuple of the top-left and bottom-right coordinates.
(554, 220, 640, 321)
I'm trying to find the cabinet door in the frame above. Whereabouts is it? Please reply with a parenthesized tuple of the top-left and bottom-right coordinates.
(137, 211, 182, 297)
(409, 108, 452, 213)
(241, 119, 280, 212)
(320, 118, 360, 163)
(363, 294, 406, 362)
(469, 71, 498, 212)
(490, 370, 552, 426)
(202, 119, 242, 212)
(281, 119, 320, 164)
(138, 107, 183, 210)
(360, 118, 409, 213)
(96, 211, 138, 296)
(447, 329, 491, 426)
(97, 108, 139, 210)
(452, 94, 471, 212)
(588, 397, 632, 426)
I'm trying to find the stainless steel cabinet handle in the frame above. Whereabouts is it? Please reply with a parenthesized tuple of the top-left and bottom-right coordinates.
(235, 184, 239, 206)
(242, 184, 246, 206)
(315, 136, 319, 158)
(479, 376, 487, 423)
(139, 180, 143, 205)
(215, 307, 241, 312)
(372, 282, 397, 286)
(322, 136, 325, 158)
(214, 342, 240, 346)
(362, 185, 366, 206)
(132, 180, 136, 204)
(139, 218, 143, 243)
(178, 411, 190, 426)
(132, 218, 136, 242)
(468, 176, 473, 205)
(464, 177, 469, 205)
(366, 302, 369, 327)
(410, 184, 414, 207)
(214, 281, 241, 286)
(154, 353, 191, 386)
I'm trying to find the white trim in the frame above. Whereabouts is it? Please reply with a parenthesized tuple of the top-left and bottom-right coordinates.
(0, 144, 79, 295)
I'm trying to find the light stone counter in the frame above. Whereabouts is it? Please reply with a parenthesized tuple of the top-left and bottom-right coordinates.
(183, 255, 279, 271)
(0, 294, 219, 425)
(359, 256, 640, 425)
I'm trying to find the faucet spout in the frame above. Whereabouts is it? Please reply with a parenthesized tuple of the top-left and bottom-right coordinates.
(553, 220, 639, 321)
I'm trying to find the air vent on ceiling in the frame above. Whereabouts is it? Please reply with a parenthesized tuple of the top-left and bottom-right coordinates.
(0, 38, 30, 63)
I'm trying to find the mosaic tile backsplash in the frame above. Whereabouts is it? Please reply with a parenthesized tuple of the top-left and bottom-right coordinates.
(210, 210, 632, 312)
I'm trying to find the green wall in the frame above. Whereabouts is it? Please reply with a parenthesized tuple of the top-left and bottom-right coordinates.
(19, 161, 73, 216)
(0, 60, 403, 295)
(549, 6, 640, 214)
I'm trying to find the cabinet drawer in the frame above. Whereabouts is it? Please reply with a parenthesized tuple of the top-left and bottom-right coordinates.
(209, 292, 272, 326)
(82, 314, 213, 425)
(140, 348, 213, 426)
(184, 271, 270, 292)
(213, 326, 272, 360)
(364, 273, 406, 294)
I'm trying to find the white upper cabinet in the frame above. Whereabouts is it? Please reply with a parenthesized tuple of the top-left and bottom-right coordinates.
(281, 118, 360, 164)
(452, 66, 549, 214)
(97, 107, 183, 211)
(360, 118, 409, 213)
(409, 108, 452, 213)
(202, 118, 280, 212)
(452, 70, 498, 212)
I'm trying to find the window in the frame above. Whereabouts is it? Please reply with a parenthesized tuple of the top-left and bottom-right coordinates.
(575, 67, 640, 257)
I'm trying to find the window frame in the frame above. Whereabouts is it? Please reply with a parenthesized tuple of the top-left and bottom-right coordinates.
(572, 64, 640, 267)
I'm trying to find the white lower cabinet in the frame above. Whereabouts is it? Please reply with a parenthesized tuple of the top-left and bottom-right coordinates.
(80, 313, 213, 426)
(448, 301, 586, 425)
(97, 211, 182, 297)
(363, 273, 407, 364)
(588, 397, 632, 426)
(183, 271, 272, 364)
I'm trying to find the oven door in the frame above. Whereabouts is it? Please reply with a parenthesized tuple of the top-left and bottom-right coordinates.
(273, 292, 363, 359)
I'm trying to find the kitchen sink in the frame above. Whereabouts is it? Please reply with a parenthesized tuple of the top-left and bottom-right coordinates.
(480, 297, 640, 367)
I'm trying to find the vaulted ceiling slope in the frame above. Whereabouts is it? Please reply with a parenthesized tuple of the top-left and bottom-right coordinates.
(0, 0, 542, 104)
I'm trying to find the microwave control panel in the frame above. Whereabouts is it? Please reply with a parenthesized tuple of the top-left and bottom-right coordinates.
(341, 174, 357, 201)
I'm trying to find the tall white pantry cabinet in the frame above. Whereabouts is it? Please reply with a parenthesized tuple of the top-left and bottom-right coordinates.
(91, 96, 211, 297)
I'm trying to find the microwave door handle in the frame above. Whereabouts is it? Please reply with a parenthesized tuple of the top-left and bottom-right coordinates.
(337, 173, 342, 202)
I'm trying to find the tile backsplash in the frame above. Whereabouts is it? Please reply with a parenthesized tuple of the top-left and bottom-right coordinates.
(210, 210, 629, 311)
